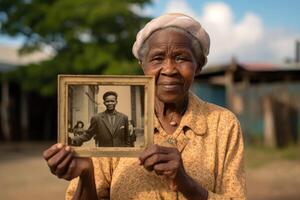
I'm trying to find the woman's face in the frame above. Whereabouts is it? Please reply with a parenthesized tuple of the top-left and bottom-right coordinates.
(141, 29, 198, 103)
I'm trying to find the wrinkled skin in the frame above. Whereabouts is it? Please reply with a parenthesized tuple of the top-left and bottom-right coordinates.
(141, 28, 198, 104)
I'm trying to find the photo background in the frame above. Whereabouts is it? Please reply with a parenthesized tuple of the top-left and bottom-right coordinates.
(68, 85, 144, 147)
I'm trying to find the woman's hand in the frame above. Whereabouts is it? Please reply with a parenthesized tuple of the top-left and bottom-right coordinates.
(139, 144, 185, 190)
(139, 144, 208, 200)
(42, 143, 92, 181)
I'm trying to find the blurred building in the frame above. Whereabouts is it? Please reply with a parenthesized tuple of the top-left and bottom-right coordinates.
(0, 45, 52, 141)
(193, 60, 300, 147)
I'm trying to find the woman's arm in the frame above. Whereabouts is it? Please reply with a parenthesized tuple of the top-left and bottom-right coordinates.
(175, 170, 208, 200)
(72, 160, 98, 200)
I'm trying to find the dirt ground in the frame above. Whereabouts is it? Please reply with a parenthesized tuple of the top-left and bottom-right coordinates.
(0, 142, 299, 200)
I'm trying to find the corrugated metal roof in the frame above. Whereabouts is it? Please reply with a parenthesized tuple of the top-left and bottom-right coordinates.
(240, 62, 300, 71)
(200, 62, 300, 75)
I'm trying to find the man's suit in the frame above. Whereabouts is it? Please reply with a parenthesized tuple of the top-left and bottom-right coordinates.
(73, 111, 130, 147)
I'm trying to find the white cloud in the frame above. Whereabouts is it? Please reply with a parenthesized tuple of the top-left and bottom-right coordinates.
(159, 0, 299, 65)
(164, 0, 197, 18)
(130, 4, 156, 17)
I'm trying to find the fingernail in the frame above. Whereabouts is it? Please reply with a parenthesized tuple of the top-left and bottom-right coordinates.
(57, 143, 63, 149)
(65, 146, 71, 151)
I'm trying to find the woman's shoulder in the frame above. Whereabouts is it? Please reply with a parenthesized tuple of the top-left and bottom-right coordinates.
(189, 93, 242, 141)
(190, 92, 239, 124)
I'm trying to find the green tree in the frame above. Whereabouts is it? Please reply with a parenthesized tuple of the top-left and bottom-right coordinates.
(0, 0, 151, 96)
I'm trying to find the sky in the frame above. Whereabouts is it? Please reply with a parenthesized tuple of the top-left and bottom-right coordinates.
(134, 0, 300, 64)
(1, 0, 300, 65)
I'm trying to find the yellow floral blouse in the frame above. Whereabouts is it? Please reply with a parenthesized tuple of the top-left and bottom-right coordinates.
(66, 92, 246, 200)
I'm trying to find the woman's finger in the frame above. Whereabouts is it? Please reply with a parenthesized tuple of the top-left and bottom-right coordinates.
(42, 143, 63, 161)
(139, 145, 174, 164)
(56, 149, 74, 178)
(153, 162, 177, 174)
(47, 146, 71, 174)
(143, 153, 173, 171)
(153, 163, 178, 190)
(61, 159, 80, 181)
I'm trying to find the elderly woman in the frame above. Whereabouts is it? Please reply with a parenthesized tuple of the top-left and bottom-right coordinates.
(43, 13, 246, 200)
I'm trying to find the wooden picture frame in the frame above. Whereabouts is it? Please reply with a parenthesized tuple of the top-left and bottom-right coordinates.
(58, 75, 155, 157)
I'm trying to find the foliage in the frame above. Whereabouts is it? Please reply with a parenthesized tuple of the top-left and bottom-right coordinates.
(0, 0, 150, 96)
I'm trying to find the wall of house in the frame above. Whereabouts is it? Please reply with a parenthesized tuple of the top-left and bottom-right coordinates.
(0, 82, 57, 141)
(192, 82, 226, 107)
(235, 82, 300, 146)
(192, 80, 300, 146)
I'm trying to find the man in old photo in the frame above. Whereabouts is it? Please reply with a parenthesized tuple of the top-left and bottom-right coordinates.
(70, 91, 130, 147)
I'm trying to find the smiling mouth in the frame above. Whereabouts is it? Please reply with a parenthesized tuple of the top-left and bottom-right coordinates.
(158, 83, 182, 90)
(162, 84, 178, 88)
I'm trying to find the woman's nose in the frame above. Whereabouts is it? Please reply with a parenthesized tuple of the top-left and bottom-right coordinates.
(161, 59, 177, 76)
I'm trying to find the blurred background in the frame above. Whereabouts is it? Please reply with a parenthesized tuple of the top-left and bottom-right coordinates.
(0, 0, 299, 199)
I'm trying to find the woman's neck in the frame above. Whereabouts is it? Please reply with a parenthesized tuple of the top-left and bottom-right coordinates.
(154, 95, 189, 134)
(155, 95, 188, 116)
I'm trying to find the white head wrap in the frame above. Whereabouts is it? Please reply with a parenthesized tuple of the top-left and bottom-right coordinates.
(132, 13, 210, 68)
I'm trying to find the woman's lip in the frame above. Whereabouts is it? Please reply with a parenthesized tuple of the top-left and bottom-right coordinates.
(158, 83, 181, 90)
(158, 82, 182, 85)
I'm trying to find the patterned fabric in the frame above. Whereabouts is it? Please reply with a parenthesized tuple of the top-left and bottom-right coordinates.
(66, 92, 246, 200)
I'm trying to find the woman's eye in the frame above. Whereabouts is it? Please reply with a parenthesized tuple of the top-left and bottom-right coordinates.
(151, 56, 163, 62)
(175, 55, 186, 62)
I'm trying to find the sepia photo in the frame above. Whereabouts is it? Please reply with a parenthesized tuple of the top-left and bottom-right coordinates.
(58, 75, 155, 157)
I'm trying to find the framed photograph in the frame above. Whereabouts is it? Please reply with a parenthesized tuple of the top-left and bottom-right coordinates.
(58, 75, 155, 157)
